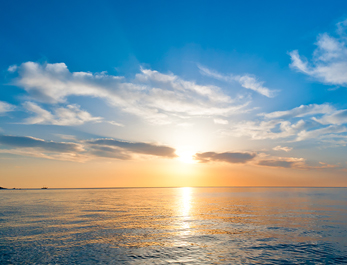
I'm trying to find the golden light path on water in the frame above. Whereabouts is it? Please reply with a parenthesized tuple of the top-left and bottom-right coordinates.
(179, 187, 192, 236)
(1, 188, 347, 264)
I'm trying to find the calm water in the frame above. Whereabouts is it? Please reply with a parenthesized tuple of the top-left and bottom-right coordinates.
(0, 187, 347, 264)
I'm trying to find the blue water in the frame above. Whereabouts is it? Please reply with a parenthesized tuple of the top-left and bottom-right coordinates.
(1, 187, 347, 264)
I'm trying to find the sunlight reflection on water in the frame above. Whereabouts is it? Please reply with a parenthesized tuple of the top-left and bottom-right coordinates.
(179, 187, 191, 237)
(1, 187, 347, 264)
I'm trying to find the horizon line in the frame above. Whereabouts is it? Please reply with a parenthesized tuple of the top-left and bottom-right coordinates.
(2, 185, 347, 190)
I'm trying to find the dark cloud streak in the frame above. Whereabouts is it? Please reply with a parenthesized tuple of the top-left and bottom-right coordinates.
(194, 151, 256, 164)
(0, 135, 81, 152)
(87, 139, 177, 158)
(257, 160, 295, 168)
(88, 145, 131, 160)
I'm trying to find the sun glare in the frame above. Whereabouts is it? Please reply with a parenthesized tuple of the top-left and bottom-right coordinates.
(176, 148, 196, 164)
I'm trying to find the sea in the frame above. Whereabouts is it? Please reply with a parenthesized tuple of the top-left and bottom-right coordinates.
(0, 187, 346, 264)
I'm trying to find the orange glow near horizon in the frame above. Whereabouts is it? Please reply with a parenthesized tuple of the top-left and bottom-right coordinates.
(1, 156, 347, 189)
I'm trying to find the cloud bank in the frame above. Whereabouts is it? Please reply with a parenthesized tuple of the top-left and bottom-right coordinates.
(0, 135, 177, 162)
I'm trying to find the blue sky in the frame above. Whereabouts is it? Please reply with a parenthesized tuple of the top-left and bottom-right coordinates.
(1, 1, 347, 187)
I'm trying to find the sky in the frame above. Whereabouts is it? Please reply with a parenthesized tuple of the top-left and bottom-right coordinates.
(1, 0, 347, 188)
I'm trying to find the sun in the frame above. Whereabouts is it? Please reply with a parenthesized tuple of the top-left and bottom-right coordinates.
(176, 148, 196, 164)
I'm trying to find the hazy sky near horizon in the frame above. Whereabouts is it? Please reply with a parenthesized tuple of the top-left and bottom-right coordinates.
(1, 0, 347, 188)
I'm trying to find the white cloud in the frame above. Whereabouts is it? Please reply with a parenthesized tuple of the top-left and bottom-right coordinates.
(225, 103, 347, 143)
(214, 118, 229, 125)
(0, 101, 15, 114)
(198, 65, 277, 97)
(12, 62, 248, 125)
(236, 75, 276, 98)
(7, 65, 17, 72)
(23, 102, 102, 126)
(137, 67, 231, 103)
(226, 119, 309, 140)
(290, 20, 347, 86)
(296, 125, 347, 141)
(313, 109, 347, 125)
(273, 146, 292, 152)
(260, 104, 334, 119)
(107, 121, 125, 127)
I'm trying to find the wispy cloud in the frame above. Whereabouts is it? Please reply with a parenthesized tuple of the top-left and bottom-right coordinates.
(198, 65, 277, 97)
(0, 101, 15, 114)
(260, 104, 334, 119)
(319, 134, 347, 147)
(312, 109, 347, 125)
(23, 102, 102, 126)
(224, 119, 312, 140)
(273, 146, 292, 152)
(224, 103, 347, 144)
(290, 19, 347, 86)
(296, 125, 347, 141)
(10, 62, 248, 125)
(107, 121, 125, 127)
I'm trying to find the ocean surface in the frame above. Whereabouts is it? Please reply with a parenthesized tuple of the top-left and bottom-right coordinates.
(0, 187, 347, 264)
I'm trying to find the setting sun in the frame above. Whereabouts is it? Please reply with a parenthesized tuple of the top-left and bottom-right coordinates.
(176, 149, 196, 164)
